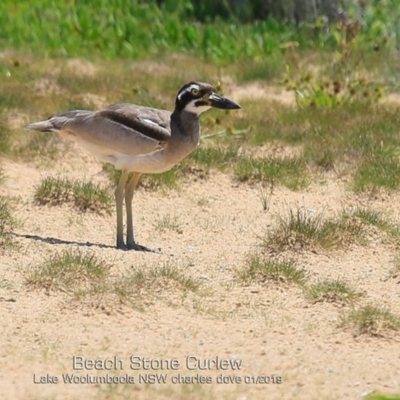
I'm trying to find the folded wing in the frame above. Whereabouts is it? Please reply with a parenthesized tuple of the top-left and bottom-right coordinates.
(27, 104, 172, 157)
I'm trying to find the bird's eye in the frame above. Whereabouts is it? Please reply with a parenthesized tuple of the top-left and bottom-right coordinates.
(191, 88, 200, 96)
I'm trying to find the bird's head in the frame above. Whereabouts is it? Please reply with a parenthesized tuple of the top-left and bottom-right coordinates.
(175, 82, 241, 115)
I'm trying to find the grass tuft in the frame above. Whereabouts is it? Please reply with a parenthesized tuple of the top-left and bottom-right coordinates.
(149, 265, 200, 292)
(152, 215, 183, 234)
(25, 249, 110, 293)
(265, 207, 362, 252)
(72, 180, 113, 213)
(0, 196, 17, 248)
(348, 207, 399, 238)
(112, 263, 200, 303)
(239, 256, 308, 287)
(340, 305, 400, 337)
(34, 176, 113, 214)
(306, 279, 362, 305)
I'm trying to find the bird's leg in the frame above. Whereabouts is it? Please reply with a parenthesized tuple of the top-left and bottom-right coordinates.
(125, 172, 143, 249)
(115, 170, 129, 249)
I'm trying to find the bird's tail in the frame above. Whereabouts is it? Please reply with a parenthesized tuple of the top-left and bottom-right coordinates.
(26, 120, 57, 132)
(26, 110, 92, 132)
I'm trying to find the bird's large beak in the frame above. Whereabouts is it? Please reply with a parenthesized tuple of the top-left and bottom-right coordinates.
(208, 92, 241, 110)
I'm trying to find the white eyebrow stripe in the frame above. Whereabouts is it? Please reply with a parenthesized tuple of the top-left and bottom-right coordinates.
(177, 84, 201, 100)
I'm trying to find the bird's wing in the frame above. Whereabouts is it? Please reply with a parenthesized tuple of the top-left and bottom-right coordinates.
(50, 104, 172, 156)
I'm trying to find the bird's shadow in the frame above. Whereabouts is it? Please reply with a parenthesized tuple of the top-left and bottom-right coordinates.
(12, 232, 161, 253)
(13, 232, 116, 249)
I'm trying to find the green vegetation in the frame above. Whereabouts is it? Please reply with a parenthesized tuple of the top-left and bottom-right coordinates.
(265, 207, 363, 252)
(353, 147, 400, 191)
(113, 263, 200, 303)
(0, 118, 11, 154)
(239, 257, 308, 287)
(25, 249, 110, 292)
(367, 394, 400, 400)
(264, 207, 400, 253)
(1, 0, 399, 64)
(34, 176, 113, 214)
(190, 145, 239, 169)
(2, 9, 400, 193)
(3, 3, 400, 396)
(234, 156, 308, 190)
(347, 207, 399, 237)
(340, 305, 400, 336)
(306, 279, 362, 304)
(0, 196, 16, 248)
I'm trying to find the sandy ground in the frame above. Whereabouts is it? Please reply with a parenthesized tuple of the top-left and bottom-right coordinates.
(1, 135, 400, 400)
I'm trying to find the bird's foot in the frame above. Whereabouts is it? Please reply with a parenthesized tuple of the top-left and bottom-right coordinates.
(127, 242, 161, 252)
(117, 241, 160, 253)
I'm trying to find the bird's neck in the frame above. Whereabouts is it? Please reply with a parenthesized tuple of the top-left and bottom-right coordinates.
(168, 109, 201, 155)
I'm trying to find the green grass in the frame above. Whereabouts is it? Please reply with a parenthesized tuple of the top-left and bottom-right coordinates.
(265, 206, 400, 253)
(347, 207, 399, 238)
(112, 263, 200, 304)
(0, 196, 16, 248)
(2, 41, 400, 195)
(189, 145, 240, 169)
(0, 1, 288, 65)
(239, 256, 308, 287)
(306, 279, 362, 305)
(34, 176, 113, 214)
(0, 118, 11, 154)
(265, 207, 364, 252)
(149, 265, 200, 292)
(72, 180, 113, 214)
(14, 132, 60, 161)
(367, 394, 400, 400)
(234, 156, 309, 190)
(2, 2, 400, 201)
(0, 0, 398, 65)
(340, 305, 400, 337)
(25, 249, 110, 293)
(353, 149, 400, 191)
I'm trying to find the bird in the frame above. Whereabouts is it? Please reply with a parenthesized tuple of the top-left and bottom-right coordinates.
(27, 82, 241, 251)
